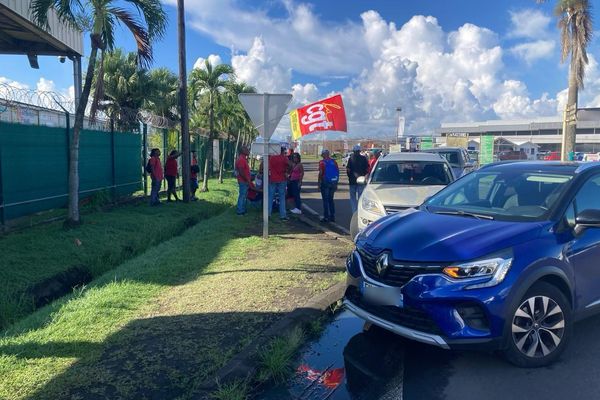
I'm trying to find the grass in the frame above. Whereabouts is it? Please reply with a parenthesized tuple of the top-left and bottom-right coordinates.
(211, 379, 252, 400)
(257, 326, 306, 384)
(0, 202, 351, 399)
(0, 179, 237, 329)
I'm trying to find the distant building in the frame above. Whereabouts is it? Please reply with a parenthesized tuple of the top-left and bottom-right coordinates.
(437, 109, 600, 153)
(298, 138, 393, 156)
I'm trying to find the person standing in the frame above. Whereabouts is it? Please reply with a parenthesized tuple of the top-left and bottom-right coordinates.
(235, 146, 253, 215)
(318, 149, 339, 223)
(347, 145, 369, 213)
(368, 149, 381, 173)
(289, 153, 304, 215)
(269, 146, 291, 221)
(190, 150, 199, 201)
(165, 150, 180, 202)
(148, 148, 163, 206)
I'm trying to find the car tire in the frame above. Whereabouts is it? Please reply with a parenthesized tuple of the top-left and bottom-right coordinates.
(503, 282, 572, 368)
(350, 212, 359, 240)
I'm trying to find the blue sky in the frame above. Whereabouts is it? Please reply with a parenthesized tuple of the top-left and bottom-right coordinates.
(2, 0, 599, 138)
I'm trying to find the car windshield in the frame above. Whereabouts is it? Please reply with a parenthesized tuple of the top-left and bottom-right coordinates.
(370, 161, 452, 185)
(424, 169, 574, 221)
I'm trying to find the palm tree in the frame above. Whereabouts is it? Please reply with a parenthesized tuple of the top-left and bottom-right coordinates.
(94, 49, 150, 131)
(31, 0, 167, 226)
(538, 0, 593, 159)
(145, 68, 179, 120)
(189, 60, 234, 192)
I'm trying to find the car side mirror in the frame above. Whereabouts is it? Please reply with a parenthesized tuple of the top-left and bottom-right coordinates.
(574, 209, 600, 235)
(357, 176, 367, 185)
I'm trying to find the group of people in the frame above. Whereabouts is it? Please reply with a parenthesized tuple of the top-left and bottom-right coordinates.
(235, 145, 305, 220)
(146, 148, 200, 206)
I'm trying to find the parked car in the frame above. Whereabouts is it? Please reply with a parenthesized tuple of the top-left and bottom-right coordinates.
(345, 161, 600, 367)
(498, 150, 528, 161)
(545, 151, 561, 161)
(423, 147, 475, 178)
(350, 152, 454, 238)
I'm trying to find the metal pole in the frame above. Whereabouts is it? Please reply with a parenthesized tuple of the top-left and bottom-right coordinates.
(163, 128, 167, 191)
(72, 56, 82, 109)
(110, 119, 116, 200)
(263, 94, 270, 239)
(143, 123, 148, 196)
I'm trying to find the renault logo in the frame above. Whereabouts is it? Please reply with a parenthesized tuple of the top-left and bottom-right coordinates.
(376, 252, 390, 276)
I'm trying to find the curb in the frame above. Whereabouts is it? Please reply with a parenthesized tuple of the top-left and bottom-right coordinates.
(301, 203, 352, 236)
(300, 204, 353, 245)
(197, 282, 346, 393)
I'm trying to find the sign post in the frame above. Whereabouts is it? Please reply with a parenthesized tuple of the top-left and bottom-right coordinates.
(239, 93, 292, 239)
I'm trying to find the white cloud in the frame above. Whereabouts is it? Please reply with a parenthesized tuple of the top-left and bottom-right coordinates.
(36, 77, 56, 92)
(510, 40, 556, 64)
(508, 9, 552, 39)
(192, 54, 223, 70)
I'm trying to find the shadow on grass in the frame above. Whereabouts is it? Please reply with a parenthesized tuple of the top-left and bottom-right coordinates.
(2, 211, 345, 400)
(21, 312, 284, 400)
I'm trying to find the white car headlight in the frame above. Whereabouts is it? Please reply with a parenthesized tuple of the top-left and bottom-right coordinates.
(442, 252, 513, 289)
(361, 194, 383, 215)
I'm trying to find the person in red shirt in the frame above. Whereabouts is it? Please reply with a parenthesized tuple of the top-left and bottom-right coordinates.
(269, 146, 291, 220)
(368, 149, 381, 173)
(148, 148, 163, 206)
(235, 146, 253, 215)
(164, 150, 180, 202)
(190, 150, 199, 201)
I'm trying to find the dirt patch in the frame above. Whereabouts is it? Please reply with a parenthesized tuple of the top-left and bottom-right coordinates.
(26, 266, 92, 308)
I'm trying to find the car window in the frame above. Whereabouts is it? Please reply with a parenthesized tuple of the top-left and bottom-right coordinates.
(564, 202, 576, 227)
(435, 151, 461, 166)
(426, 170, 574, 221)
(575, 175, 600, 213)
(371, 161, 452, 185)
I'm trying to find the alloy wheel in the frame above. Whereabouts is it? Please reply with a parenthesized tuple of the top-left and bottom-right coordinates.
(511, 295, 565, 358)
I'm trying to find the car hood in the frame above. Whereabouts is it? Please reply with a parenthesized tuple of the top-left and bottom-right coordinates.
(357, 210, 548, 262)
(366, 184, 446, 208)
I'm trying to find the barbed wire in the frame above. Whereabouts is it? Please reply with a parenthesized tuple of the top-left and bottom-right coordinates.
(0, 83, 177, 129)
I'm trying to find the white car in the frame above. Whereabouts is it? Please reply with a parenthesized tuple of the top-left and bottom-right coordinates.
(350, 152, 455, 238)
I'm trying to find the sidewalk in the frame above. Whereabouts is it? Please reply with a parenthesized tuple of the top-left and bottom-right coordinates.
(0, 211, 352, 400)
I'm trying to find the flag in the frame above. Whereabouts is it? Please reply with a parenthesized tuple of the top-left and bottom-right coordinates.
(290, 94, 347, 140)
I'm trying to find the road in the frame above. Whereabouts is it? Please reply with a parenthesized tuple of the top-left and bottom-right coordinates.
(301, 160, 353, 231)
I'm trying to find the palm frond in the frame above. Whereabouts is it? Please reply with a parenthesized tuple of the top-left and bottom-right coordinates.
(30, 0, 82, 29)
(109, 7, 153, 68)
(123, 0, 168, 41)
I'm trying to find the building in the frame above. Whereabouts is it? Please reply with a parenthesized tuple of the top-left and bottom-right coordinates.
(437, 109, 600, 153)
(298, 138, 392, 156)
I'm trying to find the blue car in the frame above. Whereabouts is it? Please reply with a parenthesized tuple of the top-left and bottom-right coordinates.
(345, 161, 600, 367)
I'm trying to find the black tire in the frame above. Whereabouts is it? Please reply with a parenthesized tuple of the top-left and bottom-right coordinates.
(503, 282, 572, 368)
(350, 212, 359, 240)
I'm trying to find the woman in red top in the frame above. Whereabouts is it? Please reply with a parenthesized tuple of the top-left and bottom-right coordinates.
(148, 148, 163, 206)
(165, 150, 180, 202)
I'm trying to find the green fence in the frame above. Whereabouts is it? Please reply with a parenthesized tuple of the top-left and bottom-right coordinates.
(0, 121, 141, 222)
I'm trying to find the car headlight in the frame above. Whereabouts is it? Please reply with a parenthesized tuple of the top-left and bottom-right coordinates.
(443, 252, 513, 289)
(361, 194, 383, 215)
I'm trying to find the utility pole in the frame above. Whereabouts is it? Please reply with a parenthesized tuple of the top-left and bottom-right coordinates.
(177, 0, 191, 202)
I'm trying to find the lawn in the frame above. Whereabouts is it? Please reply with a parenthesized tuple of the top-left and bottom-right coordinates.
(0, 203, 351, 399)
(0, 179, 237, 329)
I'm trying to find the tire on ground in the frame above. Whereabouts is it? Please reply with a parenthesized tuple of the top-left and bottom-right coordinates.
(503, 281, 572, 368)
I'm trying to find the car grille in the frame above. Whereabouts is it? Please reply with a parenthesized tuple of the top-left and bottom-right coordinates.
(357, 249, 444, 287)
(383, 205, 409, 215)
(345, 286, 442, 335)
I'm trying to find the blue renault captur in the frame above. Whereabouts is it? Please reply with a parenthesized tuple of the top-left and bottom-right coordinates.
(344, 161, 600, 367)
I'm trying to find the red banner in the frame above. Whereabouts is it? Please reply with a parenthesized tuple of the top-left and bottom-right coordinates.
(290, 94, 347, 140)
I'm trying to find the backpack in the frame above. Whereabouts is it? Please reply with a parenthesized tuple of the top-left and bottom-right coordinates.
(145, 160, 153, 174)
(323, 159, 339, 184)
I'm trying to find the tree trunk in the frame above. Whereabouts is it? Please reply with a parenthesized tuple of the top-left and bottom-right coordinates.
(563, 62, 579, 160)
(235, 128, 242, 158)
(177, 0, 191, 202)
(200, 94, 213, 192)
(66, 41, 99, 227)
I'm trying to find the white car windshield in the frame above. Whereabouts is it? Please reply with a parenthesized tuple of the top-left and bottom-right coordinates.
(370, 161, 452, 185)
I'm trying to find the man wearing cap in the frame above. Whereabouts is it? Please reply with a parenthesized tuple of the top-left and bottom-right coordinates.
(346, 144, 369, 213)
(269, 146, 291, 220)
(318, 149, 339, 223)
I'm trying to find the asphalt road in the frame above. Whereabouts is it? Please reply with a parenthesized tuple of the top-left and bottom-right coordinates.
(301, 160, 353, 231)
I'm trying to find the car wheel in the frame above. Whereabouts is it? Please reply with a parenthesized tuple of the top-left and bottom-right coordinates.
(350, 212, 359, 240)
(503, 282, 571, 368)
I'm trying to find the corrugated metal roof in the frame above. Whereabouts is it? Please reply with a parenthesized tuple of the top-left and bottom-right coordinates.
(0, 0, 83, 56)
